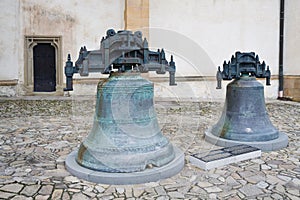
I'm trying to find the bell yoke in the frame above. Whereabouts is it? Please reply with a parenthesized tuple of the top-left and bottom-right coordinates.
(64, 29, 176, 92)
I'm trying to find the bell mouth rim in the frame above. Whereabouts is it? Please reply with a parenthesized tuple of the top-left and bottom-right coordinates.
(65, 147, 184, 184)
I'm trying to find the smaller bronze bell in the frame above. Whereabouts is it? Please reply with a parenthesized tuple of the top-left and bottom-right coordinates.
(205, 52, 288, 151)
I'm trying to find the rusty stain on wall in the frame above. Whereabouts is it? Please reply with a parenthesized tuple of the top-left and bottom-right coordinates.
(22, 4, 76, 35)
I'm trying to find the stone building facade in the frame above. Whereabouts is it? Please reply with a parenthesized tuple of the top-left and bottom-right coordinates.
(0, 0, 299, 101)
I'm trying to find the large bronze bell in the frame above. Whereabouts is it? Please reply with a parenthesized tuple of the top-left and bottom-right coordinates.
(77, 72, 175, 172)
(65, 29, 184, 184)
(205, 52, 288, 151)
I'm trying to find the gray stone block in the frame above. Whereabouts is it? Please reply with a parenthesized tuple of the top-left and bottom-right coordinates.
(189, 144, 261, 170)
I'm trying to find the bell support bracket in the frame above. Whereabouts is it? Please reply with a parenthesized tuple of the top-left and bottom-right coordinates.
(64, 29, 176, 91)
(216, 51, 271, 89)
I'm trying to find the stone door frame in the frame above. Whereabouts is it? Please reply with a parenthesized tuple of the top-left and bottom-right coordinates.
(24, 36, 63, 95)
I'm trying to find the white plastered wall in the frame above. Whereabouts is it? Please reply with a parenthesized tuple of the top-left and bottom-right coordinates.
(0, 0, 20, 80)
(0, 0, 124, 96)
(148, 0, 280, 99)
(0, 0, 286, 99)
(284, 0, 300, 75)
(149, 0, 280, 76)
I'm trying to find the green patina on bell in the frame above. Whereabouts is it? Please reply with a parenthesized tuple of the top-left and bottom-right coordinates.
(76, 72, 175, 172)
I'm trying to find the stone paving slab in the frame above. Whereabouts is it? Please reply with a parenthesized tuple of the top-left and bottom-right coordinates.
(0, 98, 299, 199)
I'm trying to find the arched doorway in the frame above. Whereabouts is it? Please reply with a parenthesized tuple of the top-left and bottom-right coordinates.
(24, 36, 63, 95)
(33, 43, 56, 92)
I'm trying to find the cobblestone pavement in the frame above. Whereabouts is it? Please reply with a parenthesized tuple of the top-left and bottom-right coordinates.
(0, 97, 299, 200)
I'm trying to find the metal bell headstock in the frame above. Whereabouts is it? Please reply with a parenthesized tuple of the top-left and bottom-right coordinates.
(216, 52, 271, 89)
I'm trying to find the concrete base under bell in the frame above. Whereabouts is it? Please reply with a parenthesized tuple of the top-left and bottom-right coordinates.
(65, 147, 184, 185)
(205, 128, 288, 151)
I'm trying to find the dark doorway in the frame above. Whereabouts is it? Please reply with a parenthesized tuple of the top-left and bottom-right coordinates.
(33, 43, 56, 92)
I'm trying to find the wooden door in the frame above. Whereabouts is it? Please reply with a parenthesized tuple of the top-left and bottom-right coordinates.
(33, 43, 56, 92)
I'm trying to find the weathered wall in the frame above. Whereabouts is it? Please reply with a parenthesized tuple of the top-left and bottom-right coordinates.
(0, 0, 124, 82)
(149, 0, 280, 77)
(19, 0, 125, 83)
(1, 0, 299, 99)
(0, 0, 20, 80)
(20, 0, 124, 54)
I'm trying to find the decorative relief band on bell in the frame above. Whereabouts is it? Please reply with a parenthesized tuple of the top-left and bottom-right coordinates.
(82, 140, 170, 154)
(95, 116, 158, 123)
(98, 86, 153, 94)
